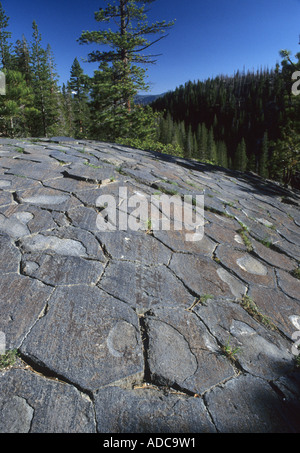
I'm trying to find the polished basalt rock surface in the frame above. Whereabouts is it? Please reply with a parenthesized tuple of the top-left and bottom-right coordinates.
(0, 136, 299, 433)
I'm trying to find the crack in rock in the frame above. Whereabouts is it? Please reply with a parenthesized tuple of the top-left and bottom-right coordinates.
(1, 137, 300, 433)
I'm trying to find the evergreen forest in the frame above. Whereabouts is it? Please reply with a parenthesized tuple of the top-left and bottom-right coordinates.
(0, 1, 299, 187)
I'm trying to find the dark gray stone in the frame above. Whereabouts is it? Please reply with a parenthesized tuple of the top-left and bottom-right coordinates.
(205, 222, 247, 249)
(20, 226, 106, 261)
(0, 367, 96, 433)
(248, 284, 300, 340)
(205, 374, 300, 433)
(22, 252, 105, 286)
(94, 386, 217, 433)
(1, 137, 300, 433)
(153, 229, 216, 255)
(0, 234, 21, 273)
(169, 252, 246, 299)
(63, 162, 115, 184)
(5, 160, 62, 181)
(144, 306, 235, 394)
(16, 186, 81, 212)
(0, 191, 13, 207)
(21, 285, 144, 391)
(193, 299, 294, 380)
(66, 205, 99, 232)
(1, 204, 57, 235)
(44, 174, 99, 193)
(215, 244, 277, 288)
(275, 269, 300, 301)
(0, 273, 54, 349)
(251, 238, 298, 271)
(97, 230, 172, 265)
(99, 260, 194, 313)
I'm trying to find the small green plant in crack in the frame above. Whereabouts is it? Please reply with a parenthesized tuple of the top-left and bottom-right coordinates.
(116, 166, 127, 176)
(186, 181, 203, 190)
(145, 218, 153, 235)
(164, 179, 178, 186)
(57, 159, 68, 166)
(224, 201, 235, 208)
(200, 294, 214, 305)
(241, 295, 277, 331)
(291, 268, 300, 280)
(260, 237, 272, 248)
(238, 229, 253, 252)
(0, 349, 19, 369)
(222, 337, 241, 361)
(84, 161, 102, 169)
(15, 147, 24, 154)
(187, 294, 213, 311)
(158, 186, 179, 196)
(237, 220, 249, 233)
(295, 355, 300, 368)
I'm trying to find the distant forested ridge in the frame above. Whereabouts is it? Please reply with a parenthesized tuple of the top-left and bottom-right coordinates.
(151, 63, 300, 185)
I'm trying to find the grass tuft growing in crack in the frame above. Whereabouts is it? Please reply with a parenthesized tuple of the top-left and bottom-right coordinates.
(291, 268, 300, 280)
(186, 294, 214, 311)
(221, 337, 241, 362)
(238, 228, 253, 252)
(241, 295, 277, 331)
(0, 349, 19, 369)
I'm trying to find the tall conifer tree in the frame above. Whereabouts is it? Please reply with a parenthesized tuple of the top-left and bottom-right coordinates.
(30, 21, 61, 136)
(68, 58, 90, 138)
(0, 2, 13, 69)
(78, 0, 174, 141)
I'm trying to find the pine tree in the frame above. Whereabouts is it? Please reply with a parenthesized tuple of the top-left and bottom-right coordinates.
(197, 123, 208, 160)
(0, 69, 37, 136)
(68, 58, 90, 138)
(178, 121, 186, 150)
(185, 124, 193, 158)
(258, 131, 269, 178)
(270, 49, 300, 185)
(158, 112, 174, 144)
(30, 21, 61, 136)
(78, 0, 174, 141)
(216, 141, 228, 168)
(207, 127, 217, 163)
(234, 138, 248, 171)
(0, 2, 13, 69)
(13, 35, 32, 83)
(61, 83, 75, 137)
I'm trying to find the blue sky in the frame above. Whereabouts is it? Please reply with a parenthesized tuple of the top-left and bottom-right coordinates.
(2, 0, 300, 94)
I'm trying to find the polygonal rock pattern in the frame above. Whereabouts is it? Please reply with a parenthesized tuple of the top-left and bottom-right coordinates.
(193, 299, 294, 381)
(169, 252, 247, 299)
(0, 137, 300, 433)
(204, 373, 300, 433)
(0, 273, 54, 350)
(143, 306, 236, 394)
(99, 260, 195, 313)
(94, 385, 217, 433)
(20, 285, 144, 392)
(0, 368, 96, 433)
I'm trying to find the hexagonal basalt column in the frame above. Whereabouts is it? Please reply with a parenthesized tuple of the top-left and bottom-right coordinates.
(20, 285, 144, 392)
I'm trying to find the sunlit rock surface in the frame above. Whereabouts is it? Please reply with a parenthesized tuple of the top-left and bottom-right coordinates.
(0, 137, 299, 433)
